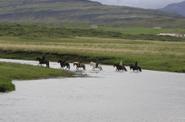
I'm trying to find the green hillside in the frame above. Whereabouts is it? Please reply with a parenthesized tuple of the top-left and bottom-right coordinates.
(0, 0, 185, 27)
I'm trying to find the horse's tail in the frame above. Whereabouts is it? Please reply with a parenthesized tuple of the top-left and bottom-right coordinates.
(124, 66, 127, 71)
(67, 63, 70, 69)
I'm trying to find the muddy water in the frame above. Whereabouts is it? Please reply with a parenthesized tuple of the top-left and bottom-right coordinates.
(0, 59, 185, 122)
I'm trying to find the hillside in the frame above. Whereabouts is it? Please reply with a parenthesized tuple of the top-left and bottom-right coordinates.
(162, 0, 185, 17)
(0, 0, 185, 27)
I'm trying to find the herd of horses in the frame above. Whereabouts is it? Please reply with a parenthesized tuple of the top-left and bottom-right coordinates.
(36, 56, 142, 72)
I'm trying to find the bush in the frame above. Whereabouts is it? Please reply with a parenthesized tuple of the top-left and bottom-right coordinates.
(0, 77, 15, 92)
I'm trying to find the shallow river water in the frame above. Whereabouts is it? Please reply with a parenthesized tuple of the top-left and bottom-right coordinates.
(0, 59, 185, 122)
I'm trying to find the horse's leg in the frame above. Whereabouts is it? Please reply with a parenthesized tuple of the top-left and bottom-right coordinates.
(139, 67, 142, 72)
(124, 67, 127, 71)
(99, 66, 102, 71)
(46, 64, 49, 68)
(60, 63, 62, 68)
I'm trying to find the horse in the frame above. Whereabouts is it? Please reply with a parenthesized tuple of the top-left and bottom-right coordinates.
(113, 64, 127, 71)
(129, 64, 142, 72)
(90, 61, 103, 71)
(73, 62, 86, 70)
(58, 60, 70, 70)
(36, 57, 50, 68)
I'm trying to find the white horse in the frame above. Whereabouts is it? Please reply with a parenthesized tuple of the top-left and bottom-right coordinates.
(90, 62, 103, 71)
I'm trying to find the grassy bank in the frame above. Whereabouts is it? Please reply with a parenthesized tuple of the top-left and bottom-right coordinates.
(0, 36, 185, 72)
(0, 23, 185, 73)
(0, 62, 73, 92)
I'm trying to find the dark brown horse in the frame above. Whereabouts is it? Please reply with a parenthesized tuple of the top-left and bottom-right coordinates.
(36, 57, 50, 68)
(113, 64, 127, 71)
(129, 62, 142, 72)
(58, 60, 70, 70)
(73, 62, 86, 70)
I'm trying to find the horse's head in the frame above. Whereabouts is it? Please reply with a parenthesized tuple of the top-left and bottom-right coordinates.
(73, 62, 77, 66)
(58, 60, 62, 63)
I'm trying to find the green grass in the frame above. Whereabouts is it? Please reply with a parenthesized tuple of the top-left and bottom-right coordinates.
(0, 76, 15, 92)
(0, 23, 184, 41)
(0, 23, 185, 73)
(0, 36, 185, 73)
(0, 62, 73, 92)
(99, 26, 185, 35)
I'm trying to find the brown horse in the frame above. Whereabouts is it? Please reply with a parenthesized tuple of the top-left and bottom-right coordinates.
(113, 64, 127, 71)
(58, 60, 70, 70)
(129, 62, 142, 72)
(73, 62, 86, 70)
(36, 57, 50, 68)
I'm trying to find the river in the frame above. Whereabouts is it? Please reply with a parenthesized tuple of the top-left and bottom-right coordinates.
(0, 59, 185, 122)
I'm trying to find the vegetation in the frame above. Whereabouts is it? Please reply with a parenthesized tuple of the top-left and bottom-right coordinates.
(0, 23, 184, 73)
(0, 23, 184, 41)
(0, 1, 184, 93)
(0, 76, 15, 92)
(0, 62, 73, 92)
(0, 35, 185, 72)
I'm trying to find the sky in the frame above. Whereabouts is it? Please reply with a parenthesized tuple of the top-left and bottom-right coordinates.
(91, 0, 184, 9)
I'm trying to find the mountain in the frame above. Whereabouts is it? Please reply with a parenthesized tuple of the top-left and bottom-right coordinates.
(0, 0, 184, 27)
(162, 0, 185, 17)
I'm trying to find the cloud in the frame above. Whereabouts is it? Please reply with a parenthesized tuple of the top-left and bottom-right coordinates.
(91, 0, 184, 9)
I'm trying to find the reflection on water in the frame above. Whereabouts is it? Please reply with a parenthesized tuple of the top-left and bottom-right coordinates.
(0, 59, 185, 122)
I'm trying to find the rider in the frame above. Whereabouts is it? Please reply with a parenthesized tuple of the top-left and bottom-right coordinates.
(42, 55, 46, 61)
(119, 60, 123, 66)
(134, 61, 138, 67)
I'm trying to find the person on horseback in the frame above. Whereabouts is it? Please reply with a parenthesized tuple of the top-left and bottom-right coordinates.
(135, 61, 138, 67)
(119, 60, 123, 66)
(42, 55, 46, 61)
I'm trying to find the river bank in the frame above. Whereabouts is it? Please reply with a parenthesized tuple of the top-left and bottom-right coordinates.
(0, 62, 73, 92)
(0, 49, 185, 73)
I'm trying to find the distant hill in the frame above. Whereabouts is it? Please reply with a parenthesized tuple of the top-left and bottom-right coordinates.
(0, 0, 185, 27)
(162, 0, 185, 17)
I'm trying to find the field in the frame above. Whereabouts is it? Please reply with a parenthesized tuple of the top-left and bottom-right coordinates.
(0, 23, 185, 73)
(0, 36, 185, 72)
(0, 62, 73, 92)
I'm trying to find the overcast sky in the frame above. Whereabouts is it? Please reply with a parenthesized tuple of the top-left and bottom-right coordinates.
(91, 0, 184, 9)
